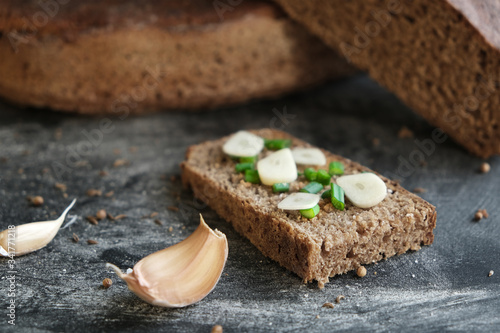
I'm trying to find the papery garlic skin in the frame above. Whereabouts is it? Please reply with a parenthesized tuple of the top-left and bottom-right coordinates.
(107, 214, 228, 308)
(0, 199, 76, 257)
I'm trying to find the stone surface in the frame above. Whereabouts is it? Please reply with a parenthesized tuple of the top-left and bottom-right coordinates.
(0, 75, 499, 332)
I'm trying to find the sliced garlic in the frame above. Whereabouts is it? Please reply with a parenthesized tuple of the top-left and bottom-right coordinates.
(278, 192, 321, 210)
(257, 148, 298, 185)
(292, 148, 327, 165)
(0, 199, 77, 257)
(222, 130, 264, 157)
(336, 173, 387, 209)
(107, 214, 228, 308)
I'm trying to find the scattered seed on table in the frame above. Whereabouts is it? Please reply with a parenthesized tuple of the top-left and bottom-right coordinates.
(168, 206, 179, 212)
(489, 270, 494, 277)
(474, 210, 484, 221)
(480, 162, 491, 174)
(154, 219, 162, 226)
(86, 216, 98, 225)
(31, 196, 44, 206)
(105, 191, 114, 197)
(72, 233, 79, 243)
(86, 189, 102, 197)
(54, 183, 67, 192)
(335, 295, 345, 303)
(114, 214, 127, 220)
(96, 209, 107, 220)
(87, 239, 98, 245)
(99, 170, 109, 177)
(481, 209, 489, 218)
(168, 227, 173, 232)
(107, 213, 115, 221)
(413, 187, 426, 193)
(322, 302, 334, 309)
(398, 126, 414, 139)
(102, 278, 113, 288)
(211, 325, 223, 333)
(113, 159, 128, 168)
(150, 212, 159, 218)
(357, 266, 367, 277)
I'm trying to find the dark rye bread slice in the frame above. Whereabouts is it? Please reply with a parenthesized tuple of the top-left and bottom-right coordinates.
(181, 129, 436, 287)
(272, 0, 500, 158)
(0, 0, 354, 114)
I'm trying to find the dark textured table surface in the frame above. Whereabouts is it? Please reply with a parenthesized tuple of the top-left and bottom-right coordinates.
(0, 75, 499, 332)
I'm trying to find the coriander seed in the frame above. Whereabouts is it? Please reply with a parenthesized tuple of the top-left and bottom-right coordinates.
(357, 266, 367, 277)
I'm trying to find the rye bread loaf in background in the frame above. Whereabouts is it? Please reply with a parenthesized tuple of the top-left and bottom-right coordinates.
(273, 0, 500, 158)
(0, 0, 355, 115)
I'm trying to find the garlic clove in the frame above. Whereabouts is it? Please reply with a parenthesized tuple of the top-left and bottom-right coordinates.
(0, 199, 77, 257)
(107, 214, 228, 308)
(278, 192, 321, 210)
(257, 148, 298, 185)
(292, 148, 327, 165)
(222, 130, 264, 157)
(336, 173, 387, 208)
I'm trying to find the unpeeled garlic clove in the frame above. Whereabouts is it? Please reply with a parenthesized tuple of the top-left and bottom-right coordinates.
(0, 199, 77, 257)
(107, 214, 228, 308)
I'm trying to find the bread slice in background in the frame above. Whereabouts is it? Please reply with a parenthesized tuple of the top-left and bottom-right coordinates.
(272, 0, 500, 158)
(0, 0, 355, 114)
(181, 129, 436, 287)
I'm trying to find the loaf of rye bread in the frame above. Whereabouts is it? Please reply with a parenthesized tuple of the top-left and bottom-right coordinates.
(272, 0, 500, 158)
(0, 0, 354, 114)
(181, 129, 436, 287)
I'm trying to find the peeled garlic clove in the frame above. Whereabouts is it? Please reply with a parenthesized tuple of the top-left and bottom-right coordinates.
(107, 214, 228, 308)
(278, 192, 321, 210)
(292, 148, 327, 165)
(336, 173, 387, 208)
(0, 199, 77, 257)
(257, 148, 298, 185)
(222, 130, 264, 157)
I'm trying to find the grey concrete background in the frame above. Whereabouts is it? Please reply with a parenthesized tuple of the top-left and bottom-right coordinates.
(0, 75, 499, 332)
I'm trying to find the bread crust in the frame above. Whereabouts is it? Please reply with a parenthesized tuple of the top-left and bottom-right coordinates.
(273, 0, 500, 158)
(181, 129, 436, 287)
(0, 0, 354, 114)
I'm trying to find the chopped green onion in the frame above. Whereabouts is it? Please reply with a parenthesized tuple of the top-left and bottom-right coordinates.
(272, 183, 290, 193)
(316, 169, 331, 185)
(328, 161, 345, 176)
(264, 139, 292, 150)
(300, 204, 320, 219)
(235, 162, 255, 173)
(240, 156, 258, 163)
(321, 189, 332, 199)
(299, 181, 323, 194)
(304, 168, 317, 181)
(245, 169, 260, 184)
(331, 182, 345, 211)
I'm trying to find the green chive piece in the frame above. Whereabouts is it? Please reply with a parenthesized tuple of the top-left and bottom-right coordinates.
(304, 167, 317, 181)
(300, 204, 320, 219)
(235, 162, 255, 173)
(331, 182, 345, 211)
(299, 181, 323, 194)
(316, 169, 331, 185)
(240, 156, 258, 163)
(328, 161, 345, 176)
(245, 169, 260, 184)
(264, 139, 292, 150)
(272, 183, 290, 193)
(321, 189, 332, 199)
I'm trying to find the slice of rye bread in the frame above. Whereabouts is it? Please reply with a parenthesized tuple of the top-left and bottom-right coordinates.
(0, 0, 355, 115)
(181, 129, 436, 287)
(272, 0, 500, 158)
